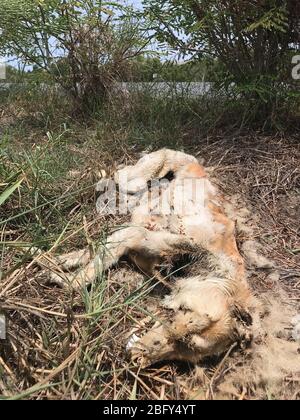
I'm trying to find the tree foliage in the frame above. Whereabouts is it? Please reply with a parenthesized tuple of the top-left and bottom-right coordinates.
(0, 0, 146, 107)
(128, 56, 221, 82)
(0, 0, 299, 118)
(143, 0, 300, 96)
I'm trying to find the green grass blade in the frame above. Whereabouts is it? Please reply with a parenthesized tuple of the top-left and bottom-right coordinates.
(0, 178, 23, 206)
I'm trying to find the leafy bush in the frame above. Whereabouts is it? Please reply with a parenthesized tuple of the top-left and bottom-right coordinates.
(143, 0, 300, 113)
(0, 1, 145, 110)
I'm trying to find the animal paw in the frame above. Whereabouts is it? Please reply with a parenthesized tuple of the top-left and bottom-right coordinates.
(127, 325, 175, 367)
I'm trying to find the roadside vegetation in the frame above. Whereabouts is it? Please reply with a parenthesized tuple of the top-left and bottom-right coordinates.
(0, 0, 299, 400)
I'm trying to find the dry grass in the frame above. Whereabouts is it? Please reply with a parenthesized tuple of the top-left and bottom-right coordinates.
(0, 92, 299, 400)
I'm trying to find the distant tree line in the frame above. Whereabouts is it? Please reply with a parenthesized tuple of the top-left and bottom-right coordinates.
(0, 0, 299, 116)
(2, 57, 224, 84)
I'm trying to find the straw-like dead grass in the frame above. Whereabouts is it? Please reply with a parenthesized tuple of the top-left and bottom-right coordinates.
(0, 97, 299, 400)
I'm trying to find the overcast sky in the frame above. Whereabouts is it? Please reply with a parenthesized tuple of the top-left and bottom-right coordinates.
(131, 0, 143, 9)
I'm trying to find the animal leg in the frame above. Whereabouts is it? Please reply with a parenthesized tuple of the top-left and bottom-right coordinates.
(38, 249, 90, 287)
(50, 227, 194, 289)
(207, 214, 246, 281)
(56, 249, 90, 270)
(48, 227, 148, 288)
(130, 324, 176, 367)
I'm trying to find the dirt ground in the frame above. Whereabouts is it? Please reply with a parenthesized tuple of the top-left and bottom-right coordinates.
(0, 132, 299, 400)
